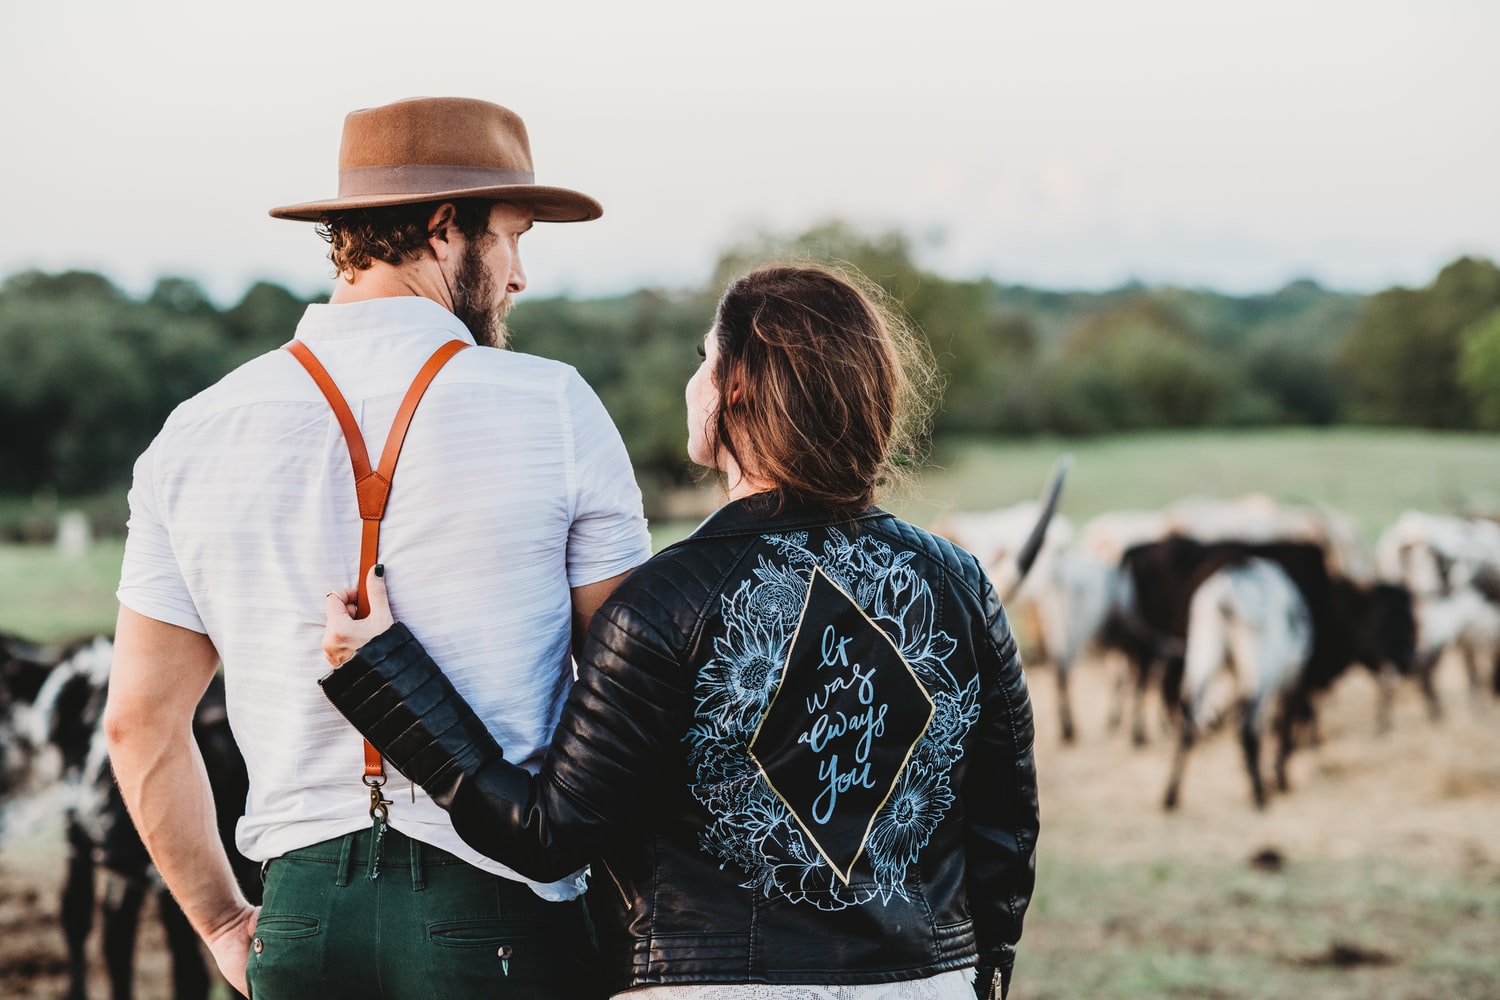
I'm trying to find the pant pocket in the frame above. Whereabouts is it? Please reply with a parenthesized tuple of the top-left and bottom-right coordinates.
(247, 913, 326, 999)
(425, 918, 594, 997)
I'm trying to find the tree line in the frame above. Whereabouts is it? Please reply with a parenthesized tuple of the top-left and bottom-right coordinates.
(2, 223, 1498, 530)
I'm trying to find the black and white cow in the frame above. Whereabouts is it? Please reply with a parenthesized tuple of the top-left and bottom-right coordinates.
(5, 636, 259, 1000)
(1108, 537, 1417, 776)
(1162, 557, 1314, 810)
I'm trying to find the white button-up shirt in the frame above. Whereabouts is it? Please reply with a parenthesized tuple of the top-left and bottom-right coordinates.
(118, 297, 652, 900)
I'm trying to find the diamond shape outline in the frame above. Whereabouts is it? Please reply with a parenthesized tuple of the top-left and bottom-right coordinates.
(748, 564, 936, 884)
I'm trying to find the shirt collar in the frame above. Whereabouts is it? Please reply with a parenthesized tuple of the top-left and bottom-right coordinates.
(292, 296, 477, 346)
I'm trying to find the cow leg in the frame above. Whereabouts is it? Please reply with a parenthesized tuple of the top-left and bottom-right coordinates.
(1274, 694, 1302, 795)
(1162, 718, 1194, 811)
(100, 871, 146, 1000)
(1372, 661, 1397, 735)
(1417, 648, 1444, 722)
(1462, 644, 1481, 691)
(157, 884, 212, 1000)
(1159, 654, 1186, 734)
(1240, 699, 1267, 809)
(1056, 661, 1076, 745)
(1105, 654, 1127, 733)
(1130, 658, 1154, 747)
(61, 819, 96, 1000)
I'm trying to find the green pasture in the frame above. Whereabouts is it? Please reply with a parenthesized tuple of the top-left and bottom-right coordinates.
(4, 427, 1498, 643)
(0, 538, 125, 643)
(892, 426, 1500, 543)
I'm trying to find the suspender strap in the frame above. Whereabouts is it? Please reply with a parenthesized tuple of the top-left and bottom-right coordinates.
(283, 337, 470, 786)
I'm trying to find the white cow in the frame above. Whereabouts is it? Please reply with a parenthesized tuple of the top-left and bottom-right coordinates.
(1378, 511, 1500, 711)
(1377, 511, 1500, 596)
(1162, 556, 1315, 811)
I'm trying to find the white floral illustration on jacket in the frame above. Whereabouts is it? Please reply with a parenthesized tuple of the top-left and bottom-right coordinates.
(685, 528, 981, 910)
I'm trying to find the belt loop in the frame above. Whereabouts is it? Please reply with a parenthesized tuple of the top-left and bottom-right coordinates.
(335, 833, 355, 888)
(410, 836, 426, 892)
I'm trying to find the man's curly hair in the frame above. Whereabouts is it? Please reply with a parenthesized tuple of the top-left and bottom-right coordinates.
(318, 199, 494, 274)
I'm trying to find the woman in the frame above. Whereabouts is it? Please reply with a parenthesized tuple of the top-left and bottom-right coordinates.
(320, 263, 1039, 999)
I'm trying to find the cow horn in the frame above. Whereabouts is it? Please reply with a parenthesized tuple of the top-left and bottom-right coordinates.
(1002, 453, 1073, 603)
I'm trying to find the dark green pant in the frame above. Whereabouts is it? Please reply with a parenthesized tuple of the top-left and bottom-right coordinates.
(247, 826, 601, 999)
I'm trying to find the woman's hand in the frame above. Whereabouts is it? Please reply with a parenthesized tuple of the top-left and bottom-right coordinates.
(323, 564, 395, 667)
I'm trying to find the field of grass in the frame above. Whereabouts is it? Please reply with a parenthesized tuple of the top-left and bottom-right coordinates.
(890, 426, 1500, 543)
(0, 538, 125, 643)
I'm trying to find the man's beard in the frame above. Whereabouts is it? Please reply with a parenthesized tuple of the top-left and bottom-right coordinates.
(451, 242, 512, 348)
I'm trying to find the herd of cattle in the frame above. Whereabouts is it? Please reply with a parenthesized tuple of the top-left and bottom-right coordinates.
(0, 495, 1497, 997)
(937, 494, 1500, 811)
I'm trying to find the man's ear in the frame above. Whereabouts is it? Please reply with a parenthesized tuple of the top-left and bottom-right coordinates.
(426, 203, 458, 259)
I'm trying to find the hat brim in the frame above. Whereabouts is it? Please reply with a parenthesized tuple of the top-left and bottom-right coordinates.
(269, 184, 602, 223)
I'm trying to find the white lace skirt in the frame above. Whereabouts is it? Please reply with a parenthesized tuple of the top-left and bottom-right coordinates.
(616, 969, 975, 999)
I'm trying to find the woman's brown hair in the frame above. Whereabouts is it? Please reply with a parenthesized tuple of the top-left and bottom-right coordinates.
(705, 262, 939, 516)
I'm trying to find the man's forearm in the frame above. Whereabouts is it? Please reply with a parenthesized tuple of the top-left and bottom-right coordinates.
(105, 608, 255, 945)
(106, 711, 250, 933)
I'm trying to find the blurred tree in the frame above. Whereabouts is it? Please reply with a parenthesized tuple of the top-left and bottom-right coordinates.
(1243, 337, 1344, 425)
(0, 270, 316, 495)
(147, 277, 216, 317)
(3, 247, 1494, 511)
(510, 288, 712, 497)
(1458, 305, 1500, 430)
(1341, 256, 1500, 427)
(1056, 294, 1233, 429)
(225, 281, 316, 350)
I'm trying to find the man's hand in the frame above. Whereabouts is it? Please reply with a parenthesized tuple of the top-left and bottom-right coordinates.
(323, 564, 395, 666)
(205, 903, 261, 997)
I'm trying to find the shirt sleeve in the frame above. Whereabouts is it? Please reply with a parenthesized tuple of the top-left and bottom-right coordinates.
(562, 369, 653, 588)
(116, 440, 207, 634)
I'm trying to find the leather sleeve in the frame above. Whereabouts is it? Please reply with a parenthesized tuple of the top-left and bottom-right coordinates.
(321, 589, 694, 883)
(961, 573, 1039, 997)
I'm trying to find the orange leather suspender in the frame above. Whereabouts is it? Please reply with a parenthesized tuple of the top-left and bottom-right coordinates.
(283, 338, 470, 807)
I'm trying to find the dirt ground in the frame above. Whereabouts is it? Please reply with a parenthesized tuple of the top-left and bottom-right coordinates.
(1, 650, 1495, 1000)
(1029, 648, 1500, 877)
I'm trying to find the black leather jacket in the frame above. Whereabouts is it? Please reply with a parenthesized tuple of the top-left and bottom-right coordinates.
(323, 495, 1038, 998)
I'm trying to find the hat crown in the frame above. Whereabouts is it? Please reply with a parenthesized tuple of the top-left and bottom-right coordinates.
(339, 97, 534, 172)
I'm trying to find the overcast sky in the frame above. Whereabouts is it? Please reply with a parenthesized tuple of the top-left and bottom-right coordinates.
(4, 0, 1496, 305)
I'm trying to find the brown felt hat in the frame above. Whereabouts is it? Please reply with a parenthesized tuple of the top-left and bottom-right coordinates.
(269, 97, 602, 223)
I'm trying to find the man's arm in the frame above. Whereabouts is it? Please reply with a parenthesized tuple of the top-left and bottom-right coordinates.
(570, 569, 634, 658)
(104, 606, 258, 997)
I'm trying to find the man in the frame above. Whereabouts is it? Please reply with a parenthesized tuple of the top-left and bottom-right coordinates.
(104, 97, 651, 998)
